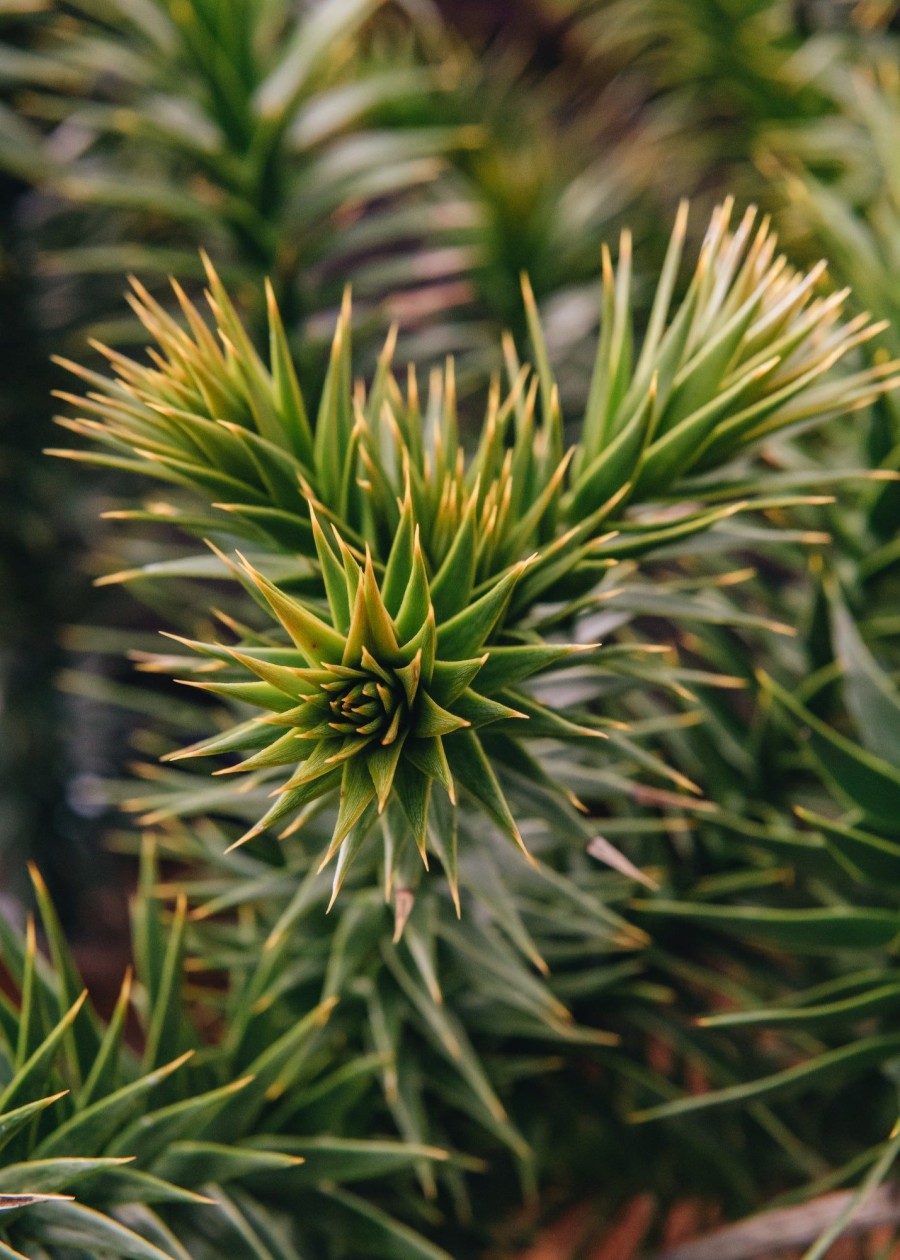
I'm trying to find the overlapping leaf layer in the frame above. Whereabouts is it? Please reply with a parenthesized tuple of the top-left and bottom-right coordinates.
(0, 859, 453, 1260)
(53, 203, 898, 902)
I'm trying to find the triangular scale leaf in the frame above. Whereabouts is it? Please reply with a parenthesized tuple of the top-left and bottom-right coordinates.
(443, 730, 531, 860)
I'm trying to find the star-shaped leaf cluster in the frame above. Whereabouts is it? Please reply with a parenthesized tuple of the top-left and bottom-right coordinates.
(169, 503, 592, 905)
(51, 201, 900, 908)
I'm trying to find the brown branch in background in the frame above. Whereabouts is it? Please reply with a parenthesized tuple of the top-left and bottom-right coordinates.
(586, 1194, 657, 1260)
(513, 1204, 596, 1260)
(656, 1185, 900, 1260)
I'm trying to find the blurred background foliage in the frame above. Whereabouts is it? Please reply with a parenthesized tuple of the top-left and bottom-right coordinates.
(3, 0, 900, 1255)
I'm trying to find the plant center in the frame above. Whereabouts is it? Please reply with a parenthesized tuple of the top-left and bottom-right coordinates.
(322, 671, 405, 745)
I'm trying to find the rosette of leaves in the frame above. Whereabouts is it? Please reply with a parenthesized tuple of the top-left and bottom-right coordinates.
(165, 507, 590, 904)
(54, 201, 897, 915)
(0, 858, 454, 1260)
(0, 0, 464, 914)
(46, 205, 900, 1242)
(51, 202, 899, 899)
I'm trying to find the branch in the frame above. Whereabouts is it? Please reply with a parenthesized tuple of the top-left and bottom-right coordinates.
(655, 1185, 900, 1260)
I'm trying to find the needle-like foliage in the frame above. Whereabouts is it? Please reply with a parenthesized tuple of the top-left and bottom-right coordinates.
(0, 858, 453, 1260)
(166, 526, 584, 899)
(7, 6, 900, 1252)
(53, 202, 896, 558)
(34, 197, 900, 1255)
(0, 0, 452, 342)
(50, 202, 898, 898)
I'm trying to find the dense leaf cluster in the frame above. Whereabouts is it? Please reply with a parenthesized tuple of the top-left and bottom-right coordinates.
(3, 1, 900, 1256)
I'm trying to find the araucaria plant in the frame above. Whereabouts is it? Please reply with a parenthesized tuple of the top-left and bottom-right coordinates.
(3, 200, 896, 1256)
(52, 202, 895, 900)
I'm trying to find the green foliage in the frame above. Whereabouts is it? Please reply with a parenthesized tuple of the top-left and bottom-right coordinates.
(0, 0, 450, 342)
(49, 204, 897, 913)
(0, 860, 453, 1260)
(769, 58, 900, 548)
(552, 0, 894, 209)
(616, 577, 900, 1193)
(5, 4, 900, 1248)
(167, 532, 575, 899)
(54, 202, 895, 562)
(416, 42, 658, 381)
(34, 197, 900, 1256)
